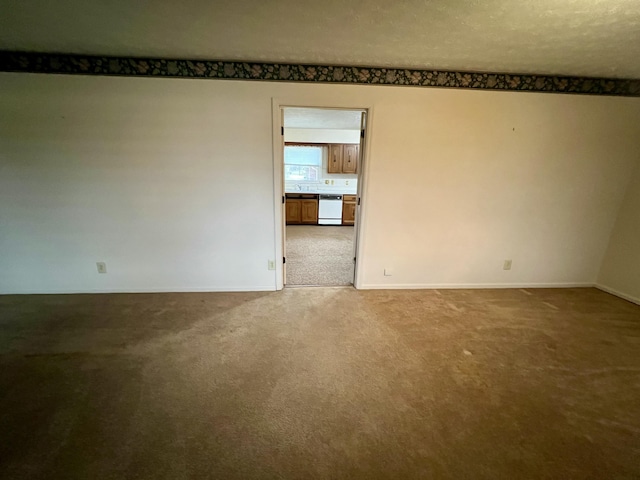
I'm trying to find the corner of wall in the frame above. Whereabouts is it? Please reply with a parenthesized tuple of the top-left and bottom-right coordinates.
(594, 284, 640, 306)
(596, 159, 640, 304)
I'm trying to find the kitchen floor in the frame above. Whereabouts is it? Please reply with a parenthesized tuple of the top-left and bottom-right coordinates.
(286, 225, 355, 286)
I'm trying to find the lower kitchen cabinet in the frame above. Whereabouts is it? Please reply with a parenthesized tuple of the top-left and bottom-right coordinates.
(285, 200, 300, 224)
(286, 195, 319, 225)
(300, 200, 318, 224)
(342, 195, 356, 225)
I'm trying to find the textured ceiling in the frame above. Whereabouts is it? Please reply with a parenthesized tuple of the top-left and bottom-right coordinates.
(1, 0, 640, 79)
(284, 108, 363, 130)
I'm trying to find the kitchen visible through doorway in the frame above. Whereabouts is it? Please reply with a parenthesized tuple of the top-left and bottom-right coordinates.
(282, 107, 366, 286)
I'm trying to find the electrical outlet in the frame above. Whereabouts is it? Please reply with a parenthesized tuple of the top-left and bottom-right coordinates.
(345, 180, 349, 185)
(503, 259, 512, 270)
(267, 260, 275, 271)
(96, 262, 107, 274)
(384, 268, 393, 276)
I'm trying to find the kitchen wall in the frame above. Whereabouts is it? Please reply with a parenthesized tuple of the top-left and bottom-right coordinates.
(1, 72, 639, 293)
(283, 127, 358, 194)
(284, 128, 359, 144)
(597, 162, 640, 304)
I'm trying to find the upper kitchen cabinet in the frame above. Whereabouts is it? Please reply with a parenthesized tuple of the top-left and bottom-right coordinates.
(328, 144, 359, 174)
(342, 144, 359, 174)
(328, 144, 343, 174)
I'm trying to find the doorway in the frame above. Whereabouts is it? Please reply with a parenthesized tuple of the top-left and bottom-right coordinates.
(280, 107, 367, 287)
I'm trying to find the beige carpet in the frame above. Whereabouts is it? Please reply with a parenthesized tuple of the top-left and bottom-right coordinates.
(1, 288, 639, 479)
(286, 225, 355, 286)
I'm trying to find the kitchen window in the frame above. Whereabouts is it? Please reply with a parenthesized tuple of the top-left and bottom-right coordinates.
(284, 145, 324, 182)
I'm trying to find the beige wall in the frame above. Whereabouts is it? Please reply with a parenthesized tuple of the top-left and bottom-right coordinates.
(358, 89, 640, 288)
(1, 72, 639, 293)
(0, 74, 276, 293)
(598, 163, 640, 304)
(283, 128, 360, 144)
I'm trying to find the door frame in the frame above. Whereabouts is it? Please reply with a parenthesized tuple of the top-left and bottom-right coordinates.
(271, 99, 374, 290)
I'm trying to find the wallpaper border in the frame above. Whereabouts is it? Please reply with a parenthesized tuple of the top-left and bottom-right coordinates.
(1, 51, 639, 97)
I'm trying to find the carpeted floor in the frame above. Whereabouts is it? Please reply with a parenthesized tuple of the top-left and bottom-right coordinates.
(285, 225, 355, 286)
(1, 287, 639, 479)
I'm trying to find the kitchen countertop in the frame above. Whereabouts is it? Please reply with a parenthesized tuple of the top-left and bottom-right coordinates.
(285, 188, 357, 195)
(285, 192, 356, 196)
(285, 182, 356, 195)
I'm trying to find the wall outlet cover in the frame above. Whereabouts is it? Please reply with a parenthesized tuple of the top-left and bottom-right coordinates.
(503, 260, 512, 270)
(96, 262, 107, 274)
(267, 260, 276, 270)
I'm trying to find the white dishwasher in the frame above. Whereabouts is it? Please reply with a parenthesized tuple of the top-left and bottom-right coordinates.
(318, 195, 343, 225)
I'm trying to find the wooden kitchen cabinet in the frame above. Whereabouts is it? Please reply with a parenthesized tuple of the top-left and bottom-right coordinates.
(286, 195, 319, 225)
(300, 200, 318, 224)
(342, 195, 357, 225)
(286, 199, 302, 224)
(328, 144, 359, 174)
(328, 144, 343, 173)
(342, 144, 359, 174)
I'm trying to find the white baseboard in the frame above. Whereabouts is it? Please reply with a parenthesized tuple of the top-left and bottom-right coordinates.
(595, 284, 640, 305)
(359, 282, 594, 290)
(0, 286, 277, 295)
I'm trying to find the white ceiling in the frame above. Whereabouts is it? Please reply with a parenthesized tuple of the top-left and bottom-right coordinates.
(1, 0, 640, 79)
(283, 108, 363, 129)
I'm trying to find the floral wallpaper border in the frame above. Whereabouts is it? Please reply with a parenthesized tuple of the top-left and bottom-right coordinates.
(1, 51, 639, 97)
